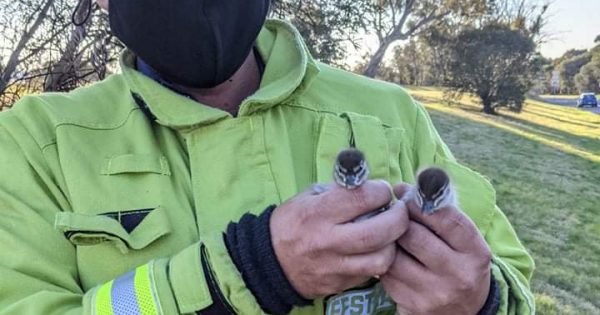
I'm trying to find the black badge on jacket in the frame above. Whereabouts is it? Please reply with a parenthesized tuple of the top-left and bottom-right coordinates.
(109, 0, 270, 88)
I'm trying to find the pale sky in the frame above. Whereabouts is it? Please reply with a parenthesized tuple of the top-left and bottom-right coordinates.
(351, 0, 600, 65)
(539, 0, 600, 59)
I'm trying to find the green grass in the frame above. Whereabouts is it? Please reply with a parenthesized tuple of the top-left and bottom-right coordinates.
(407, 87, 600, 314)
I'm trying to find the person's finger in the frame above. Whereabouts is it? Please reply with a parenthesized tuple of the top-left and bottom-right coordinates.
(381, 274, 431, 315)
(406, 202, 487, 253)
(384, 248, 430, 288)
(338, 244, 396, 276)
(396, 221, 454, 270)
(393, 183, 413, 200)
(309, 274, 369, 298)
(331, 201, 409, 254)
(380, 275, 420, 312)
(318, 179, 394, 223)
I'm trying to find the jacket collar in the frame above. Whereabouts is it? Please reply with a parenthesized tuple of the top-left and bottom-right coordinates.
(120, 19, 321, 129)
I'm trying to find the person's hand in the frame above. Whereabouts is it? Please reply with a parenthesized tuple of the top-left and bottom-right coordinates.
(381, 183, 492, 315)
(270, 180, 409, 299)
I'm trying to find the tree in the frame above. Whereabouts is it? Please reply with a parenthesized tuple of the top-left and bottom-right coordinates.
(443, 24, 536, 114)
(44, 0, 97, 91)
(557, 52, 591, 94)
(360, 0, 489, 78)
(270, 0, 364, 67)
(554, 49, 588, 65)
(0, 0, 58, 101)
(529, 53, 554, 95)
(575, 63, 600, 93)
(382, 39, 436, 86)
(574, 45, 600, 93)
(0, 0, 121, 110)
(374, 0, 548, 87)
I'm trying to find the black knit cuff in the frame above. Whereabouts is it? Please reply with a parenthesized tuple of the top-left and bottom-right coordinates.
(477, 274, 501, 315)
(224, 205, 312, 315)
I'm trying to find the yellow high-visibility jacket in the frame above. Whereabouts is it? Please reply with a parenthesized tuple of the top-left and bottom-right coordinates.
(0, 20, 534, 315)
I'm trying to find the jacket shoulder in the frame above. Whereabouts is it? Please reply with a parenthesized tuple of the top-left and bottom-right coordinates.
(0, 74, 136, 148)
(300, 63, 420, 128)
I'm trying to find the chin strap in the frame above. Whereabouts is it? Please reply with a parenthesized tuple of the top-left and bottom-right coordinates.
(71, 0, 93, 26)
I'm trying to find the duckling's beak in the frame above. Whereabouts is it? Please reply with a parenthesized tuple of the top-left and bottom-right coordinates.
(422, 201, 435, 215)
(344, 175, 359, 189)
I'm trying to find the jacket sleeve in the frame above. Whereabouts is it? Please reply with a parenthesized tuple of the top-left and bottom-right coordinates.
(410, 103, 536, 315)
(0, 111, 271, 315)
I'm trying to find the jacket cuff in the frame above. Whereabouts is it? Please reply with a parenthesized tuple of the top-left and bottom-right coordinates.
(225, 205, 312, 314)
(477, 274, 501, 315)
(85, 243, 211, 315)
(165, 242, 213, 313)
(197, 245, 237, 315)
(202, 232, 266, 314)
(490, 256, 535, 314)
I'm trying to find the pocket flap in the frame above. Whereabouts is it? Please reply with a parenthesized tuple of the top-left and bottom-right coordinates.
(315, 115, 352, 183)
(100, 154, 171, 175)
(55, 206, 171, 253)
(315, 112, 406, 184)
(342, 112, 398, 180)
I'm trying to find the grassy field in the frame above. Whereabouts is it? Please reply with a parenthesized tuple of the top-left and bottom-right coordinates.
(407, 87, 600, 314)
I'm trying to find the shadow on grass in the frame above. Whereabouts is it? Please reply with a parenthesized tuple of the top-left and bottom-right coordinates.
(413, 95, 481, 113)
(416, 96, 599, 146)
(495, 114, 600, 156)
(410, 89, 600, 160)
(524, 102, 599, 121)
(424, 103, 600, 164)
(520, 108, 598, 130)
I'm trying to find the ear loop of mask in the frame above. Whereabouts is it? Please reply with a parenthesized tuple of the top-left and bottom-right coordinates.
(72, 0, 93, 26)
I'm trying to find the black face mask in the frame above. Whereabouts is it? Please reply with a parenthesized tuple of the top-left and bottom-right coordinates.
(109, 0, 270, 88)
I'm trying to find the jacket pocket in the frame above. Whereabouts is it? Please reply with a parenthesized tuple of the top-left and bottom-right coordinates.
(100, 153, 171, 176)
(315, 112, 406, 185)
(54, 206, 171, 254)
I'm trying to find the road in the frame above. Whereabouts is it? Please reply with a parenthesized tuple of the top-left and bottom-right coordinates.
(541, 97, 600, 114)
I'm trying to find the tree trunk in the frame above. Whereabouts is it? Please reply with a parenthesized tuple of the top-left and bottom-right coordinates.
(363, 40, 392, 78)
(44, 2, 91, 91)
(0, 0, 55, 93)
(482, 99, 497, 115)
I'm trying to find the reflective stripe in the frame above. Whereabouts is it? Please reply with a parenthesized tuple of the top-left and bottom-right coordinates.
(94, 264, 160, 315)
(95, 280, 115, 315)
(134, 264, 160, 315)
(111, 271, 141, 315)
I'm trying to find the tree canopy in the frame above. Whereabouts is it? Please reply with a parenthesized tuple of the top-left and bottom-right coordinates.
(574, 46, 600, 93)
(443, 24, 536, 114)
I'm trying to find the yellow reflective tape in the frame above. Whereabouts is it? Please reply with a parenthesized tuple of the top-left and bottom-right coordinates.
(134, 264, 160, 315)
(95, 280, 115, 315)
